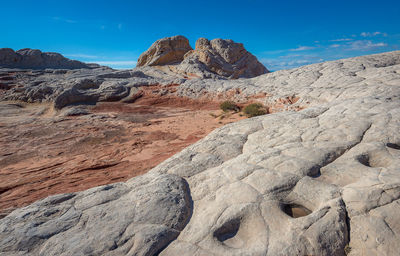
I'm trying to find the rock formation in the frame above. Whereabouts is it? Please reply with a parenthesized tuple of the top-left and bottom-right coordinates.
(178, 37, 269, 78)
(0, 48, 91, 69)
(1, 50, 400, 255)
(136, 35, 193, 67)
(136, 36, 269, 79)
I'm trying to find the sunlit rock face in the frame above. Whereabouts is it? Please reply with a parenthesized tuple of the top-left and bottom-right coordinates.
(177, 37, 269, 79)
(136, 35, 268, 79)
(136, 35, 193, 67)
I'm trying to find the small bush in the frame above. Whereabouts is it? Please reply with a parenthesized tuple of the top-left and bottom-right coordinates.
(243, 103, 267, 117)
(344, 245, 351, 255)
(220, 101, 240, 112)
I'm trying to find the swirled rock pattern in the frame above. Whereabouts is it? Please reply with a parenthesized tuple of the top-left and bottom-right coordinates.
(0, 173, 192, 256)
(1, 51, 400, 255)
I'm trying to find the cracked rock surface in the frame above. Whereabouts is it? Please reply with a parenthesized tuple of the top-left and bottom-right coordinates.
(1, 51, 400, 255)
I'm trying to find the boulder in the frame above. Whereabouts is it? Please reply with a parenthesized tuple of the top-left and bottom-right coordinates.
(137, 35, 193, 67)
(177, 37, 268, 78)
(0, 48, 90, 69)
(0, 173, 192, 255)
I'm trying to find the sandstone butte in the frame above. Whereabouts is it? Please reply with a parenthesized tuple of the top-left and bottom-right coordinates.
(0, 36, 400, 256)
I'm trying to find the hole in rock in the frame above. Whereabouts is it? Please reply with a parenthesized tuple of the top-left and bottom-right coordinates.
(281, 203, 312, 218)
(357, 154, 371, 167)
(214, 218, 241, 247)
(308, 166, 321, 178)
(387, 143, 400, 150)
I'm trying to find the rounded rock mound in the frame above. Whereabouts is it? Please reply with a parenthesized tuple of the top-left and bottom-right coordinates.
(179, 37, 268, 79)
(136, 35, 193, 67)
(136, 36, 269, 79)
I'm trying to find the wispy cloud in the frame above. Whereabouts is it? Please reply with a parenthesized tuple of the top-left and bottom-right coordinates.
(260, 55, 324, 70)
(290, 46, 316, 51)
(95, 60, 137, 66)
(361, 31, 388, 37)
(330, 38, 353, 42)
(65, 54, 99, 59)
(258, 34, 393, 71)
(348, 40, 387, 51)
(52, 16, 77, 24)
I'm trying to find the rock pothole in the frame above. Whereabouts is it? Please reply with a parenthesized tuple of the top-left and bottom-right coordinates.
(357, 154, 371, 167)
(281, 203, 312, 218)
(214, 218, 242, 248)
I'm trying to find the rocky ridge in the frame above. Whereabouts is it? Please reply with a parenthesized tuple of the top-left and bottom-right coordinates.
(0, 48, 92, 70)
(177, 37, 268, 78)
(0, 50, 400, 255)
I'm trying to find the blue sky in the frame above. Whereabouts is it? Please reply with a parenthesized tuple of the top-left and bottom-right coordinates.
(1, 0, 399, 70)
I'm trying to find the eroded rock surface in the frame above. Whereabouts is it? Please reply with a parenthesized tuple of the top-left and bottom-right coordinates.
(0, 173, 192, 256)
(0, 66, 185, 109)
(136, 36, 268, 79)
(137, 36, 193, 67)
(1, 51, 400, 255)
(177, 37, 269, 79)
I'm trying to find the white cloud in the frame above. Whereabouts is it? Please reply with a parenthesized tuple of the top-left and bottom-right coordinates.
(330, 44, 341, 48)
(65, 54, 99, 59)
(330, 38, 353, 42)
(348, 40, 387, 51)
(361, 32, 388, 37)
(52, 17, 77, 24)
(289, 46, 316, 51)
(260, 55, 324, 70)
(95, 60, 137, 66)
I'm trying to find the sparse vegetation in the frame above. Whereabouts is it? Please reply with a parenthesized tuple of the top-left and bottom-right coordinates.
(243, 103, 267, 117)
(344, 244, 351, 255)
(220, 101, 240, 112)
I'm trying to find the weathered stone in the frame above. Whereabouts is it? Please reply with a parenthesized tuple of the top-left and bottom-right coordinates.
(177, 37, 268, 78)
(137, 35, 193, 67)
(0, 173, 192, 256)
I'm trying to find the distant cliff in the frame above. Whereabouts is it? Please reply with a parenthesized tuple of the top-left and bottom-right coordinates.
(0, 48, 93, 69)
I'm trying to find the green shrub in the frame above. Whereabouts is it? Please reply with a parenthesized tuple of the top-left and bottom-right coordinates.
(243, 103, 267, 117)
(220, 101, 240, 112)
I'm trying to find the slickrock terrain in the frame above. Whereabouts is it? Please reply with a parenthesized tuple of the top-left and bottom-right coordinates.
(1, 38, 400, 255)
